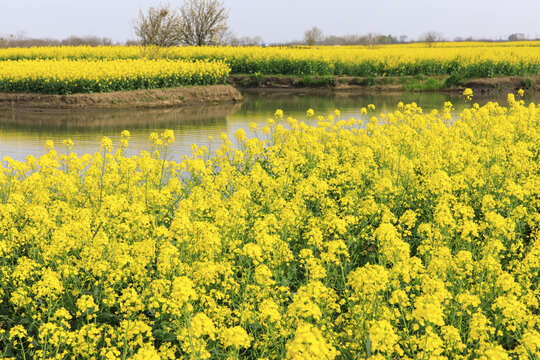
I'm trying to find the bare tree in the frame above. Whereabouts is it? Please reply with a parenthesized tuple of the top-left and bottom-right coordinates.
(178, 0, 229, 46)
(419, 31, 443, 47)
(229, 35, 263, 46)
(132, 5, 182, 46)
(359, 32, 379, 48)
(508, 33, 526, 41)
(0, 33, 116, 48)
(61, 35, 113, 46)
(304, 26, 323, 46)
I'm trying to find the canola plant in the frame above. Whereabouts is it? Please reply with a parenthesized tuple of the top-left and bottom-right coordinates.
(0, 93, 539, 359)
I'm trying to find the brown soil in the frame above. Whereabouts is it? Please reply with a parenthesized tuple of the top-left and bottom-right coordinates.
(228, 74, 540, 93)
(462, 76, 540, 93)
(0, 85, 243, 110)
(1, 76, 537, 111)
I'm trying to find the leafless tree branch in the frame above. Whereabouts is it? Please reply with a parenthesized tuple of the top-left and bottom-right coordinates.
(132, 5, 182, 47)
(178, 0, 229, 46)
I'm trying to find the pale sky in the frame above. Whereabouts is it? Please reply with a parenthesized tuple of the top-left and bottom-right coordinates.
(2, 0, 540, 44)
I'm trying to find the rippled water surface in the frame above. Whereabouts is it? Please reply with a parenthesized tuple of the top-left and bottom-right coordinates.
(1, 90, 538, 161)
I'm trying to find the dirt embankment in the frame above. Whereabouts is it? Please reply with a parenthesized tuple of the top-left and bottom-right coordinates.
(227, 74, 540, 93)
(461, 77, 540, 93)
(0, 85, 243, 110)
(1, 76, 537, 110)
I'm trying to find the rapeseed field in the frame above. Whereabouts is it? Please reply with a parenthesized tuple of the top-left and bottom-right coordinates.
(2, 43, 540, 77)
(0, 92, 539, 359)
(0, 59, 229, 94)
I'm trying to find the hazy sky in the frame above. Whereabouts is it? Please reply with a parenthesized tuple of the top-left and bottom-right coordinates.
(2, 0, 540, 43)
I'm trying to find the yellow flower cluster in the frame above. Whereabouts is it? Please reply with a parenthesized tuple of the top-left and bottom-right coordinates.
(0, 58, 230, 94)
(1, 96, 539, 359)
(2, 43, 540, 77)
(463, 87, 474, 100)
(286, 323, 339, 359)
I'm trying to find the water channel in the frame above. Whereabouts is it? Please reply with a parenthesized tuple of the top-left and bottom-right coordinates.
(0, 90, 538, 162)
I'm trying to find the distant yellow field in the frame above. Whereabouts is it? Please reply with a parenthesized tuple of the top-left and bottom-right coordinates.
(1, 42, 540, 77)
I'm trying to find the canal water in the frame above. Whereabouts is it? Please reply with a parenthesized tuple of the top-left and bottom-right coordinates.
(0, 90, 537, 162)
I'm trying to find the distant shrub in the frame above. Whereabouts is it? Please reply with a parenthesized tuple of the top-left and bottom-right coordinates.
(523, 77, 536, 89)
(445, 73, 465, 87)
(249, 72, 265, 86)
(405, 77, 444, 91)
(318, 75, 335, 86)
(299, 75, 313, 86)
(362, 76, 376, 86)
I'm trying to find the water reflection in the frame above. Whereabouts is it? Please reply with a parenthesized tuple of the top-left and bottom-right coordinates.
(0, 103, 242, 160)
(0, 103, 242, 131)
(0, 90, 538, 162)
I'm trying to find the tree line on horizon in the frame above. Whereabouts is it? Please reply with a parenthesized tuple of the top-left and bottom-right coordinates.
(1, 0, 537, 48)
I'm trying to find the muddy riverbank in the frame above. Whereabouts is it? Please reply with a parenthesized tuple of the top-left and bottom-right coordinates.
(0, 84, 243, 110)
(227, 74, 540, 94)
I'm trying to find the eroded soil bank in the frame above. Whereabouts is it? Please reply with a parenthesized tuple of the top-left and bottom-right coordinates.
(1, 75, 538, 111)
(0, 85, 243, 110)
(227, 74, 540, 94)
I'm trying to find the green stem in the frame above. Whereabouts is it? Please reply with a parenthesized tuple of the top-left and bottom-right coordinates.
(159, 145, 168, 190)
(99, 148, 107, 204)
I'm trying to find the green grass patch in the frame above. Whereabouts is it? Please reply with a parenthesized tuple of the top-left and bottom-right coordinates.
(404, 77, 445, 91)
